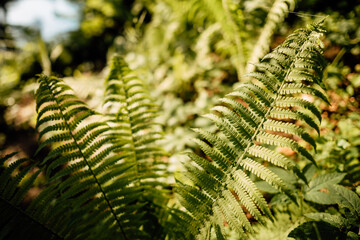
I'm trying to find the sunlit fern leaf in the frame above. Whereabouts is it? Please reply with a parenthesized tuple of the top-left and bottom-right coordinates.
(33, 75, 147, 239)
(0, 153, 61, 240)
(177, 20, 328, 239)
(103, 56, 171, 238)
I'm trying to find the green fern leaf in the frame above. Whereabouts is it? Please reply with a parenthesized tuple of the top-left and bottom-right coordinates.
(177, 20, 328, 239)
(32, 75, 149, 239)
(102, 56, 171, 238)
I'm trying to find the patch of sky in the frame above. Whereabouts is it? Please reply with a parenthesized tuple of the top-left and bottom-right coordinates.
(7, 0, 80, 41)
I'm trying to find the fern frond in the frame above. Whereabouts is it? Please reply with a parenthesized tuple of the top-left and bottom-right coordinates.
(32, 75, 148, 239)
(103, 55, 171, 238)
(177, 20, 328, 239)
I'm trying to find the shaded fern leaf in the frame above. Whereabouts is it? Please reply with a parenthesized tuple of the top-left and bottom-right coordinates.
(0, 153, 61, 240)
(103, 56, 171, 239)
(33, 75, 147, 239)
(177, 20, 328, 239)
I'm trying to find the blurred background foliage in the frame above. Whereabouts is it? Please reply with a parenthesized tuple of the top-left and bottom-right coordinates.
(1, 0, 360, 238)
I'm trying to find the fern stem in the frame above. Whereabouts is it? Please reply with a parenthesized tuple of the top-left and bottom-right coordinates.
(323, 48, 345, 81)
(313, 222, 322, 240)
(43, 77, 129, 240)
(206, 223, 211, 240)
(300, 185, 304, 215)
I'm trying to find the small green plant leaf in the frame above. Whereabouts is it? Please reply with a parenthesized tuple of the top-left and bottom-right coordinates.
(304, 173, 346, 204)
(328, 185, 360, 216)
(304, 191, 337, 205)
(305, 213, 348, 229)
(307, 173, 346, 192)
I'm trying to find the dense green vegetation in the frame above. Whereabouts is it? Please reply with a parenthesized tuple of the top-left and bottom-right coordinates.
(0, 0, 359, 239)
